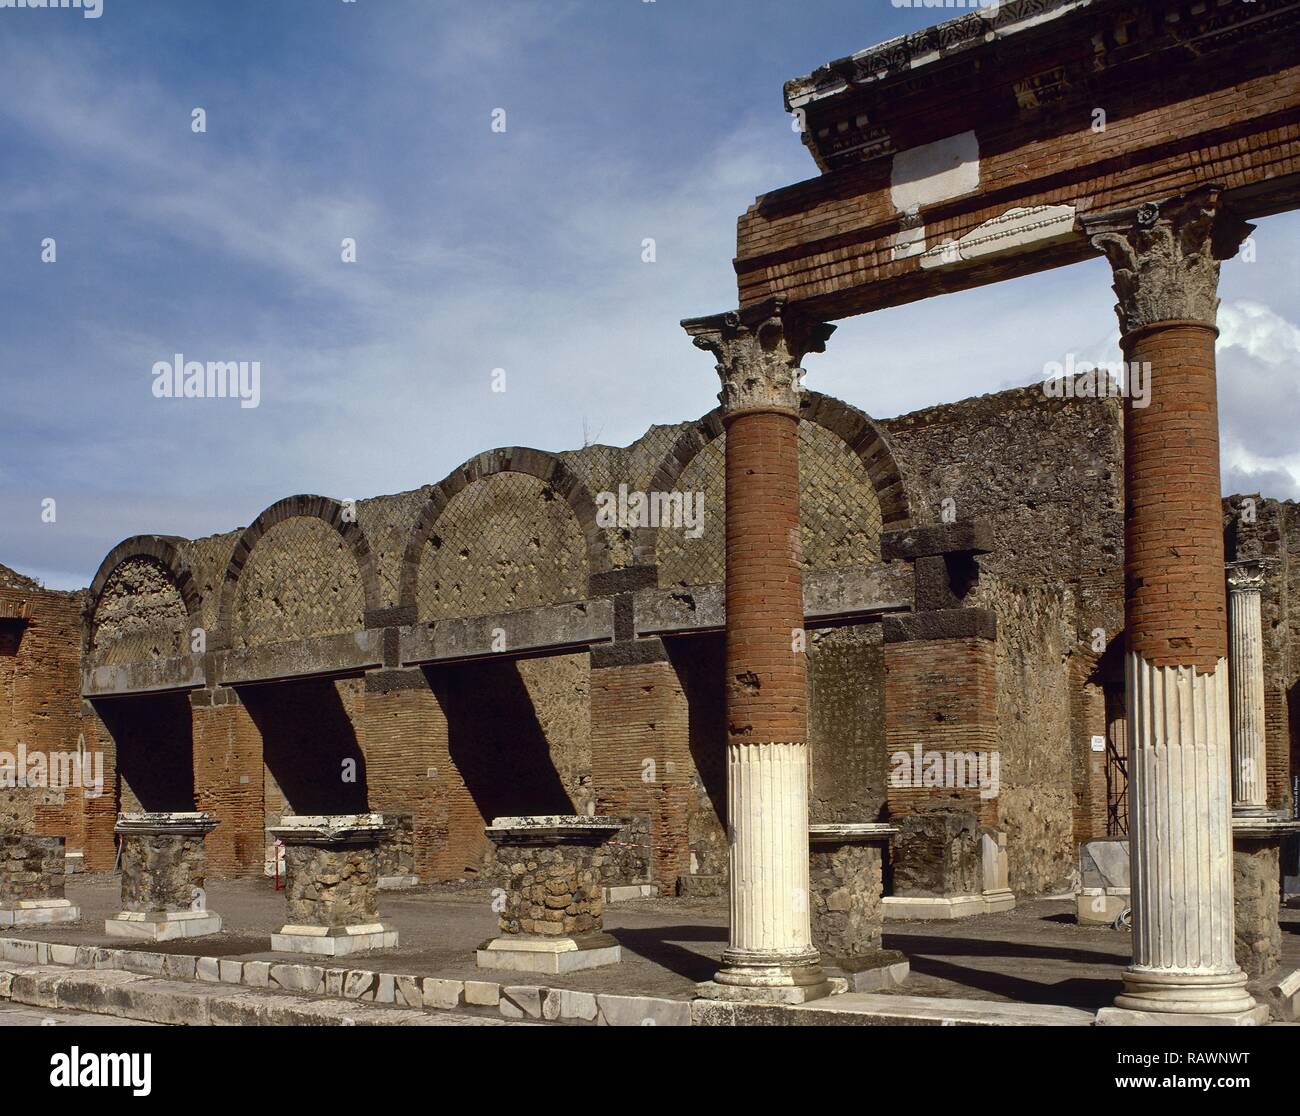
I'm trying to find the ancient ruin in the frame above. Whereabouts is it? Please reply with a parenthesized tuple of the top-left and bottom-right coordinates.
(3, 0, 1300, 1037)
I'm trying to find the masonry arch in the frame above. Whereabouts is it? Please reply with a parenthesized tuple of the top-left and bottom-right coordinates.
(649, 392, 915, 588)
(215, 495, 381, 651)
(85, 536, 201, 664)
(398, 447, 604, 620)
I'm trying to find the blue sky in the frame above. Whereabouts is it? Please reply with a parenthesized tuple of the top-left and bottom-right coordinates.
(2, 0, 1298, 589)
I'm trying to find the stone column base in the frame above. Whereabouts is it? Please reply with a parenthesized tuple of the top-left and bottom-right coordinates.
(0, 899, 81, 928)
(1096, 1005, 1270, 1027)
(271, 922, 397, 957)
(476, 933, 621, 975)
(697, 948, 832, 1005)
(1077, 888, 1130, 925)
(1253, 968, 1300, 1023)
(883, 893, 1014, 920)
(824, 949, 910, 993)
(105, 909, 222, 942)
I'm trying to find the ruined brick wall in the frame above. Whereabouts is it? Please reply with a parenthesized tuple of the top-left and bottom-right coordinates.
(808, 624, 886, 825)
(973, 576, 1077, 894)
(883, 386, 1124, 893)
(0, 567, 89, 858)
(416, 472, 589, 621)
(61, 385, 1134, 896)
(656, 418, 884, 588)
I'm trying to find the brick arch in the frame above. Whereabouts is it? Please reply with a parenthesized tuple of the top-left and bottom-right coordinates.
(397, 447, 605, 613)
(215, 495, 381, 650)
(85, 536, 201, 658)
(645, 392, 915, 577)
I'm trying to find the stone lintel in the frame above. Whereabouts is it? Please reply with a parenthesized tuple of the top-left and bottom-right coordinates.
(883, 608, 996, 643)
(399, 598, 614, 666)
(218, 630, 383, 687)
(880, 520, 993, 561)
(633, 563, 913, 637)
(82, 654, 206, 699)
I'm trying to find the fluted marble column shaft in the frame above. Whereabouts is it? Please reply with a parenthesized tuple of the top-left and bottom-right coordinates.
(1227, 561, 1270, 815)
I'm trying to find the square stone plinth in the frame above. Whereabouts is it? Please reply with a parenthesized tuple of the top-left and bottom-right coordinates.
(377, 875, 420, 891)
(0, 898, 80, 928)
(105, 909, 223, 941)
(694, 978, 834, 1006)
(271, 922, 398, 957)
(1096, 1005, 1270, 1027)
(476, 933, 621, 975)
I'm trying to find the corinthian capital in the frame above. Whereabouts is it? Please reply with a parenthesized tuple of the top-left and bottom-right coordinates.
(1226, 558, 1275, 594)
(681, 297, 835, 415)
(1082, 186, 1254, 335)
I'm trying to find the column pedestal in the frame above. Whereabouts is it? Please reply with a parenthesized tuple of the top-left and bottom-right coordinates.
(0, 835, 80, 927)
(809, 823, 908, 992)
(1233, 816, 1300, 1021)
(104, 812, 220, 941)
(267, 814, 396, 956)
(477, 815, 622, 975)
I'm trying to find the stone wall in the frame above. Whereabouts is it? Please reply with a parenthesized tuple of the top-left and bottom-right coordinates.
(0, 568, 89, 859)
(119, 832, 206, 914)
(284, 842, 380, 928)
(35, 383, 1193, 902)
(884, 386, 1124, 893)
(494, 843, 605, 938)
(0, 834, 67, 903)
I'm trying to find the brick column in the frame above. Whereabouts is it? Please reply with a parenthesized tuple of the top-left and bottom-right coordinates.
(1086, 187, 1265, 1023)
(682, 298, 833, 1003)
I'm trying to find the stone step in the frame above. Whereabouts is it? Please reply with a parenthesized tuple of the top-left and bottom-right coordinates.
(0, 964, 527, 1027)
(694, 992, 1095, 1027)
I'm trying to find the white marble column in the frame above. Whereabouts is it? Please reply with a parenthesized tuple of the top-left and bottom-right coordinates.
(1227, 559, 1272, 817)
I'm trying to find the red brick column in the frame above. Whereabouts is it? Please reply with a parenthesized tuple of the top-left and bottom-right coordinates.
(1085, 187, 1261, 1022)
(682, 298, 834, 1003)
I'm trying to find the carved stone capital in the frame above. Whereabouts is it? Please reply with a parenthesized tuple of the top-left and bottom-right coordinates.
(1226, 558, 1275, 594)
(1082, 187, 1254, 336)
(681, 297, 835, 415)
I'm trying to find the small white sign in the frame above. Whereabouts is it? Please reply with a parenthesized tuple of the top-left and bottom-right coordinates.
(1090, 736, 1106, 753)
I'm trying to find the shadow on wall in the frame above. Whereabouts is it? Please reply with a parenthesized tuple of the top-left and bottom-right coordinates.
(666, 634, 727, 877)
(97, 691, 194, 813)
(436, 658, 574, 821)
(241, 680, 369, 815)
